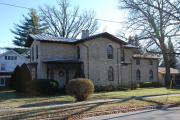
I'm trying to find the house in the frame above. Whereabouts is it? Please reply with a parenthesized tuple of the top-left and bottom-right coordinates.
(0, 50, 28, 87)
(25, 31, 159, 88)
(158, 67, 180, 85)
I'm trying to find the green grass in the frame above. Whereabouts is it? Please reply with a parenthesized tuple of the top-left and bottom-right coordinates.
(90, 88, 180, 100)
(0, 88, 180, 109)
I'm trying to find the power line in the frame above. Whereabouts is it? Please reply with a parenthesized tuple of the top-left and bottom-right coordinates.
(0, 2, 123, 24)
(0, 2, 30, 10)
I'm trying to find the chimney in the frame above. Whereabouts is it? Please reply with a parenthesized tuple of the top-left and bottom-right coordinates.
(81, 29, 89, 39)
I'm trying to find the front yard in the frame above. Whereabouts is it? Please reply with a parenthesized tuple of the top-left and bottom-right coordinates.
(0, 88, 180, 119)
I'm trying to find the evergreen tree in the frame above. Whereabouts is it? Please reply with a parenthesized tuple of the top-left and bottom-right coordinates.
(11, 9, 48, 47)
(168, 38, 176, 68)
(128, 35, 142, 53)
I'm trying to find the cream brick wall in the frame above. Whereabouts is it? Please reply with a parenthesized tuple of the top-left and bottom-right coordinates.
(77, 37, 123, 86)
(133, 59, 158, 83)
(29, 37, 159, 87)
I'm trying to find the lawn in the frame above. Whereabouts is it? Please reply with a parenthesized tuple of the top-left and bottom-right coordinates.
(0, 88, 180, 119)
(0, 87, 180, 109)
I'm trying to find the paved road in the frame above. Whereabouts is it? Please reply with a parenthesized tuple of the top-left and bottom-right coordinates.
(85, 107, 180, 120)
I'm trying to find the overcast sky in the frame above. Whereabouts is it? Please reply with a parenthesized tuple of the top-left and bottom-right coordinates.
(0, 0, 127, 48)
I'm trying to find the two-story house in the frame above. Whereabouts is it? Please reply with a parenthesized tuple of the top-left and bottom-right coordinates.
(0, 50, 28, 87)
(25, 31, 159, 88)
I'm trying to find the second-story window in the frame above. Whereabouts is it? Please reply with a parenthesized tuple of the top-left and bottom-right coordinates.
(121, 48, 125, 61)
(36, 45, 38, 59)
(77, 46, 80, 59)
(149, 59, 153, 65)
(32, 46, 34, 61)
(107, 45, 113, 59)
(136, 59, 140, 65)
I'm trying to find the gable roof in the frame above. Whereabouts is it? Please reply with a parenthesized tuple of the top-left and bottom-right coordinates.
(25, 32, 127, 47)
(0, 50, 28, 61)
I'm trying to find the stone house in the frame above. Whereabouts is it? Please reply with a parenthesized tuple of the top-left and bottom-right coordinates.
(25, 32, 159, 88)
(0, 50, 28, 87)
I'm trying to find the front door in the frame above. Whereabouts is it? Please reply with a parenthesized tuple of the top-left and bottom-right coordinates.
(58, 69, 66, 88)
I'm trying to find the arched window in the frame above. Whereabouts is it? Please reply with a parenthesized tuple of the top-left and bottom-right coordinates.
(108, 66, 114, 81)
(149, 59, 153, 65)
(149, 70, 153, 81)
(77, 46, 80, 59)
(107, 45, 113, 59)
(136, 69, 141, 81)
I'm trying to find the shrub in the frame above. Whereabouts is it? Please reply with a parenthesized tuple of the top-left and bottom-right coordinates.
(10, 64, 32, 92)
(139, 82, 163, 88)
(95, 85, 128, 92)
(29, 79, 59, 95)
(66, 78, 94, 101)
(10, 65, 21, 90)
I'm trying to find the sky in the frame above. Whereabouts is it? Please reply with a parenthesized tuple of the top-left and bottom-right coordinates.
(0, 0, 127, 48)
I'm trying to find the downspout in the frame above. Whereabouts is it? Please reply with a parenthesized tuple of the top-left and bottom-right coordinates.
(131, 60, 133, 88)
(81, 43, 90, 78)
(117, 48, 120, 84)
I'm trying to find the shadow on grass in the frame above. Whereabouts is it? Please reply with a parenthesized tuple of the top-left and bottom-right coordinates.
(0, 95, 174, 120)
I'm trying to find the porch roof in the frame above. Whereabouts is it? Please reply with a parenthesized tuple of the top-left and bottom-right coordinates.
(42, 58, 83, 64)
(158, 67, 180, 75)
(0, 72, 12, 76)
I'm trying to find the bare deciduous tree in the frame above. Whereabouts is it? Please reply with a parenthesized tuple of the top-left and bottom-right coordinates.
(40, 0, 98, 38)
(119, 0, 180, 87)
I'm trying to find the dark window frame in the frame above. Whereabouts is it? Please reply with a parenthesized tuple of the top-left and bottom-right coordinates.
(149, 59, 153, 65)
(77, 46, 80, 59)
(1, 64, 5, 71)
(36, 45, 38, 59)
(136, 69, 141, 81)
(107, 45, 113, 59)
(136, 59, 140, 65)
(149, 70, 153, 81)
(108, 66, 114, 81)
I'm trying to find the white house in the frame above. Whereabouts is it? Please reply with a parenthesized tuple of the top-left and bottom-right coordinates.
(0, 50, 28, 87)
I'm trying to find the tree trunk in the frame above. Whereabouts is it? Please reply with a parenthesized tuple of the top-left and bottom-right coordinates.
(161, 43, 171, 88)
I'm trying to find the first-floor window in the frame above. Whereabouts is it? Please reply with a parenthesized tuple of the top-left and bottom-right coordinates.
(0, 78, 5, 86)
(1, 64, 5, 71)
(149, 70, 153, 81)
(136, 69, 141, 81)
(108, 66, 114, 81)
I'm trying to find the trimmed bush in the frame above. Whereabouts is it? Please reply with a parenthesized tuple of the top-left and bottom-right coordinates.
(66, 78, 94, 101)
(29, 79, 59, 95)
(95, 85, 128, 92)
(139, 82, 163, 88)
(10, 64, 32, 92)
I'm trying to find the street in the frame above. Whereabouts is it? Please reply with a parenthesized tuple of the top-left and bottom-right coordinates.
(85, 107, 180, 120)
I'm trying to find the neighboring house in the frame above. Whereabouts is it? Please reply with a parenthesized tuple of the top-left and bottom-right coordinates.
(25, 31, 159, 88)
(158, 67, 180, 85)
(0, 50, 28, 87)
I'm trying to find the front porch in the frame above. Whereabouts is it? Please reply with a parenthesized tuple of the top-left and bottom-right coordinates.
(44, 58, 83, 88)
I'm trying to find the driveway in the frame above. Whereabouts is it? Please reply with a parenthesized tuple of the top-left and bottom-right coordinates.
(85, 107, 180, 120)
